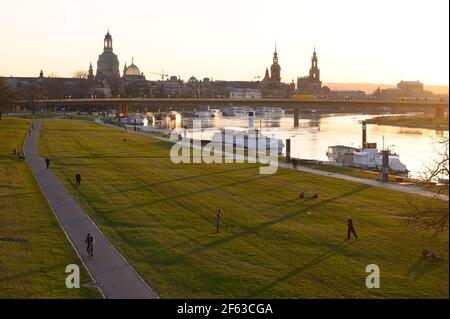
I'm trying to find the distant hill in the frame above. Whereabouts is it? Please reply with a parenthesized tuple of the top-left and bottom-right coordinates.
(323, 82, 449, 95)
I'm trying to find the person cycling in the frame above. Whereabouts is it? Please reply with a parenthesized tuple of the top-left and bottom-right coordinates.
(85, 232, 95, 257)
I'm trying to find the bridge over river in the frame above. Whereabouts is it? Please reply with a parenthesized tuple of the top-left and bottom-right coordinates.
(16, 97, 448, 117)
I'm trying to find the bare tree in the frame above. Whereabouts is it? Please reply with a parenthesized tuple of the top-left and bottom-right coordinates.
(73, 70, 88, 79)
(0, 78, 16, 119)
(48, 71, 59, 78)
(407, 135, 449, 234)
(18, 80, 47, 114)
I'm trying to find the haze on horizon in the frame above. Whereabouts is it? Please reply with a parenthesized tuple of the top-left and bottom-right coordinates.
(0, 0, 448, 86)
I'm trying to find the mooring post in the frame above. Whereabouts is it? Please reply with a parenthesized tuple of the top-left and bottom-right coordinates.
(362, 120, 367, 148)
(286, 139, 291, 162)
(380, 150, 389, 182)
(294, 109, 299, 127)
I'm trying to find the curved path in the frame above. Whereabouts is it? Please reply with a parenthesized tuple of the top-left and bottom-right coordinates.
(24, 120, 159, 299)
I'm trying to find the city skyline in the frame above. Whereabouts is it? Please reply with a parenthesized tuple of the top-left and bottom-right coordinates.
(0, 0, 449, 85)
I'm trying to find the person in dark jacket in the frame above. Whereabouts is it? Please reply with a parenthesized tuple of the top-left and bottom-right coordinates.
(75, 172, 81, 186)
(45, 158, 51, 170)
(85, 232, 95, 257)
(216, 209, 222, 233)
(346, 216, 358, 240)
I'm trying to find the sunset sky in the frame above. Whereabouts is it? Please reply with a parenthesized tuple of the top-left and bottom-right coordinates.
(1, 0, 448, 85)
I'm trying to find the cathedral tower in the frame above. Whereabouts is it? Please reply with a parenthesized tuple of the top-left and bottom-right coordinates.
(270, 45, 281, 82)
(88, 62, 94, 80)
(96, 30, 120, 80)
(309, 47, 320, 81)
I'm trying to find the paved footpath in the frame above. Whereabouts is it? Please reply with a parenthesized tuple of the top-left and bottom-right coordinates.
(24, 120, 159, 299)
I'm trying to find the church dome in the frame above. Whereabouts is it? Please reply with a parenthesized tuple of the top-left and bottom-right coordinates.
(270, 63, 281, 73)
(124, 62, 140, 77)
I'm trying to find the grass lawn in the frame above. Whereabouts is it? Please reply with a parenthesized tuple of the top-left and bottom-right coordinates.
(367, 115, 449, 131)
(37, 120, 449, 298)
(0, 118, 100, 298)
(301, 159, 449, 196)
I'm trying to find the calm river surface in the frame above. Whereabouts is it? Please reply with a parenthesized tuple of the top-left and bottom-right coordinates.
(144, 113, 448, 178)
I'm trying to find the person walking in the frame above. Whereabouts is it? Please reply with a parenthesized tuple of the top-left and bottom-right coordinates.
(75, 172, 81, 186)
(85, 232, 95, 257)
(346, 216, 358, 240)
(216, 209, 222, 233)
(45, 158, 51, 170)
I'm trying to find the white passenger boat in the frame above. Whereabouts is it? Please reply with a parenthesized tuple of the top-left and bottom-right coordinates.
(209, 108, 221, 117)
(212, 128, 284, 155)
(255, 107, 285, 116)
(326, 144, 408, 173)
(326, 120, 408, 173)
(195, 107, 221, 117)
(120, 115, 146, 125)
(222, 106, 253, 116)
(194, 110, 212, 117)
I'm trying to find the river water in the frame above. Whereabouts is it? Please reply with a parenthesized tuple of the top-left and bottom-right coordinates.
(144, 113, 448, 178)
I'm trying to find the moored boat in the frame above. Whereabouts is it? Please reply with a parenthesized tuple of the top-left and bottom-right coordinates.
(222, 106, 253, 116)
(255, 107, 285, 116)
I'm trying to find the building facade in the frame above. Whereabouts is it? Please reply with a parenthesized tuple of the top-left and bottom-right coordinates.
(374, 80, 432, 99)
(230, 88, 262, 99)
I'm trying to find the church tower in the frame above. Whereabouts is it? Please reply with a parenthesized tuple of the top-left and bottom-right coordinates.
(309, 47, 320, 81)
(262, 67, 271, 82)
(123, 61, 128, 77)
(297, 47, 322, 95)
(88, 62, 94, 80)
(104, 30, 113, 52)
(270, 45, 281, 82)
(96, 29, 120, 80)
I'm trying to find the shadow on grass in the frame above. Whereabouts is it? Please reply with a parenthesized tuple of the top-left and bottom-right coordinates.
(110, 165, 257, 195)
(0, 192, 37, 199)
(407, 256, 446, 280)
(41, 127, 118, 133)
(0, 262, 67, 283)
(51, 155, 170, 160)
(190, 185, 368, 254)
(245, 239, 354, 298)
(107, 170, 291, 215)
(146, 184, 370, 266)
(0, 237, 29, 243)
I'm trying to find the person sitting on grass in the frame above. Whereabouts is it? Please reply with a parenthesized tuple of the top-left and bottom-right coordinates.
(299, 191, 305, 199)
(422, 249, 447, 262)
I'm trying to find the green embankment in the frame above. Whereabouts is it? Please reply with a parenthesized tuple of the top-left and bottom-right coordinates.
(0, 118, 100, 298)
(37, 120, 448, 298)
